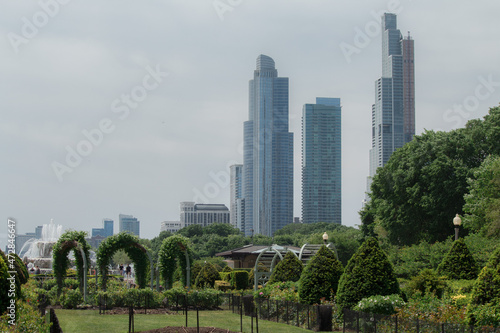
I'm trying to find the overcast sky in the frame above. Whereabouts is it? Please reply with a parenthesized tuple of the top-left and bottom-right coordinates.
(2, 0, 500, 250)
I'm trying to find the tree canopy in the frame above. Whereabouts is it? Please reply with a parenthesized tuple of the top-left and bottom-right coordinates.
(464, 155, 500, 238)
(361, 106, 500, 246)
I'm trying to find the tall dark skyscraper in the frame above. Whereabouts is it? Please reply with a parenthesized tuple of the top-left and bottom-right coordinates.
(302, 98, 342, 225)
(369, 13, 415, 180)
(242, 55, 293, 237)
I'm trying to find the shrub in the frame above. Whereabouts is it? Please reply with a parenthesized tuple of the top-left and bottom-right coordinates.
(190, 261, 205, 285)
(353, 294, 405, 315)
(255, 281, 299, 302)
(123, 288, 159, 308)
(194, 262, 220, 288)
(437, 238, 479, 280)
(406, 269, 447, 298)
(60, 288, 82, 309)
(64, 278, 80, 290)
(0, 250, 12, 314)
(220, 272, 231, 282)
(467, 246, 500, 325)
(336, 237, 399, 310)
(298, 245, 343, 305)
(222, 266, 233, 273)
(231, 271, 249, 290)
(41, 278, 57, 291)
(214, 280, 232, 291)
(0, 300, 51, 332)
(268, 251, 303, 284)
(466, 303, 500, 327)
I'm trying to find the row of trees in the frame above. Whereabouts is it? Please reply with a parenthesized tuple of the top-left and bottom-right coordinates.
(361, 106, 500, 245)
(136, 221, 364, 267)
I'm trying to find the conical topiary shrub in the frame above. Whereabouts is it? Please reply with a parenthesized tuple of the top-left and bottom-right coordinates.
(466, 246, 500, 326)
(336, 237, 400, 310)
(269, 251, 303, 284)
(437, 238, 479, 280)
(298, 245, 343, 305)
(194, 262, 220, 288)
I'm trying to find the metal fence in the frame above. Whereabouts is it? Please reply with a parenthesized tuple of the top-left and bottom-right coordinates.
(343, 309, 499, 333)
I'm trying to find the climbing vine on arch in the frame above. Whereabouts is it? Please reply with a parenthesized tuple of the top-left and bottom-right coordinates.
(96, 232, 150, 290)
(52, 230, 91, 295)
(158, 235, 193, 289)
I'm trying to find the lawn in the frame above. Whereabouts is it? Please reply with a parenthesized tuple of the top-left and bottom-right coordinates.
(55, 309, 334, 333)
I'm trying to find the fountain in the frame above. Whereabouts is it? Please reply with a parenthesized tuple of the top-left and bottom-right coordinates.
(20, 219, 64, 273)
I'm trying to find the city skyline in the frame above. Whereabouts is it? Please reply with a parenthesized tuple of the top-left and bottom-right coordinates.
(2, 2, 500, 250)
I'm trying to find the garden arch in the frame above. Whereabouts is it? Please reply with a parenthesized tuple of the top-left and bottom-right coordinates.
(253, 245, 294, 291)
(96, 232, 153, 290)
(158, 235, 193, 289)
(52, 231, 91, 302)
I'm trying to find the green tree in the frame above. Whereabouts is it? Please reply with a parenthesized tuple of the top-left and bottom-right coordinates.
(203, 223, 242, 237)
(437, 238, 479, 280)
(336, 237, 400, 310)
(150, 230, 173, 262)
(362, 107, 500, 246)
(464, 155, 500, 238)
(111, 249, 132, 267)
(407, 268, 447, 298)
(298, 246, 343, 305)
(268, 251, 303, 283)
(177, 224, 203, 238)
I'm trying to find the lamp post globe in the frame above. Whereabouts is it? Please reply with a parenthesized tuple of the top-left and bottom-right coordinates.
(453, 214, 462, 241)
(322, 232, 328, 245)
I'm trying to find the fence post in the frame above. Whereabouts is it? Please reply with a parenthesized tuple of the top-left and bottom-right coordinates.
(316, 305, 333, 332)
(286, 301, 289, 325)
(296, 302, 299, 327)
(240, 297, 243, 333)
(251, 307, 254, 333)
(276, 300, 279, 323)
(342, 308, 345, 333)
(196, 307, 199, 333)
(416, 318, 419, 333)
(308, 304, 311, 330)
(395, 314, 398, 333)
(185, 293, 188, 327)
(128, 306, 134, 333)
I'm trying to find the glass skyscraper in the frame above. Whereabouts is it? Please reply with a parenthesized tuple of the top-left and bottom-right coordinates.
(369, 13, 415, 180)
(119, 214, 140, 237)
(302, 98, 342, 225)
(229, 164, 244, 231)
(242, 55, 293, 237)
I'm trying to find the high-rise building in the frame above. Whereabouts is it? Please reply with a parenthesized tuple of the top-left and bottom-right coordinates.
(92, 218, 114, 238)
(242, 54, 293, 237)
(180, 202, 230, 228)
(302, 98, 342, 225)
(229, 164, 244, 232)
(119, 214, 140, 237)
(369, 13, 415, 180)
(103, 219, 114, 237)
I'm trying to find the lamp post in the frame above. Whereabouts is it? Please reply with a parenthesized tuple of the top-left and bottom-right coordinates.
(322, 232, 328, 245)
(453, 214, 462, 241)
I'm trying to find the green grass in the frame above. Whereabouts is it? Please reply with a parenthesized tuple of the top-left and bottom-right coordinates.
(55, 309, 322, 333)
